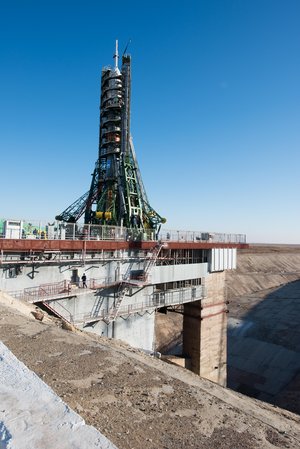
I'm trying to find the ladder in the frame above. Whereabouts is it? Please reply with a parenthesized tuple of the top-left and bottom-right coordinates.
(103, 283, 130, 324)
(142, 242, 164, 282)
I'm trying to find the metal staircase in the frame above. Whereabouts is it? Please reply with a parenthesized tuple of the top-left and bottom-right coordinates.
(142, 242, 164, 282)
(103, 283, 130, 324)
(41, 300, 74, 323)
(99, 242, 165, 325)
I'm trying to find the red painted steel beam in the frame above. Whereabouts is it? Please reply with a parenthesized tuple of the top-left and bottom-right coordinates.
(0, 239, 248, 252)
(0, 239, 129, 252)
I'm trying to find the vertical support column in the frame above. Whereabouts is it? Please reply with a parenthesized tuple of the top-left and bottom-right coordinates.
(183, 271, 227, 386)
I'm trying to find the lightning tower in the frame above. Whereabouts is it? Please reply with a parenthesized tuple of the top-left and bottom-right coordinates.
(56, 41, 165, 232)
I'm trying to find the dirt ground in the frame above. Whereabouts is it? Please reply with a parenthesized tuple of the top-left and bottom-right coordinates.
(155, 244, 300, 416)
(224, 245, 300, 415)
(226, 244, 300, 300)
(1, 298, 300, 449)
(155, 245, 300, 356)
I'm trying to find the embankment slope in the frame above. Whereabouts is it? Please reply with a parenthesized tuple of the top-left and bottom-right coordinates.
(227, 245, 300, 299)
(227, 245, 300, 414)
(1, 290, 300, 449)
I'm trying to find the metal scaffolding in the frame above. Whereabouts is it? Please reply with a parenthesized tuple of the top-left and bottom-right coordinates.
(56, 41, 165, 233)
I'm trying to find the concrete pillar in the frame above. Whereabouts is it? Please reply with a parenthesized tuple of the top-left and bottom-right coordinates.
(183, 272, 227, 386)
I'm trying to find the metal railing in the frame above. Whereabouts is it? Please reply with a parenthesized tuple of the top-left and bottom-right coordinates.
(7, 283, 205, 324)
(44, 300, 74, 323)
(0, 218, 246, 244)
(8, 280, 70, 302)
(8, 277, 115, 303)
(76, 285, 205, 324)
(150, 285, 205, 305)
(159, 229, 246, 244)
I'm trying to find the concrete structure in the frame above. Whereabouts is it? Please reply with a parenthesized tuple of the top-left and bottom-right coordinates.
(183, 272, 227, 386)
(0, 226, 247, 386)
(0, 43, 248, 387)
(0, 341, 117, 449)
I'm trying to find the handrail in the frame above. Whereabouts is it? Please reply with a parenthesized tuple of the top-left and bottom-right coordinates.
(0, 219, 246, 244)
(7, 277, 115, 302)
(78, 285, 205, 325)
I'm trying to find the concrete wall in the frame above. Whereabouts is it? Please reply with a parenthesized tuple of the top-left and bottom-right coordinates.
(83, 311, 155, 351)
(0, 261, 118, 291)
(1, 251, 228, 369)
(49, 289, 112, 324)
(48, 286, 155, 351)
(113, 311, 155, 350)
(183, 271, 227, 386)
(151, 263, 208, 284)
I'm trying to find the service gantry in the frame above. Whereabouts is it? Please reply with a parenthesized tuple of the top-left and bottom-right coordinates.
(56, 41, 165, 232)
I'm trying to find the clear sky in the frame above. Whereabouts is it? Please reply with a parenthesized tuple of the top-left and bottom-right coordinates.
(0, 0, 299, 243)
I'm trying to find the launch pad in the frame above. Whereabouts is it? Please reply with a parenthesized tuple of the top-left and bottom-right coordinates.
(56, 41, 165, 232)
(0, 43, 248, 386)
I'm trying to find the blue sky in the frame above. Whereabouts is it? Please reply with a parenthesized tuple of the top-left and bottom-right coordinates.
(0, 0, 299, 243)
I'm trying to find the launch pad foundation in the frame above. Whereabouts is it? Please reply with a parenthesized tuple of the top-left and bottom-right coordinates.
(0, 230, 246, 386)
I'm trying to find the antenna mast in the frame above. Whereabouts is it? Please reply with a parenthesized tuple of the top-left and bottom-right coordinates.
(113, 39, 119, 69)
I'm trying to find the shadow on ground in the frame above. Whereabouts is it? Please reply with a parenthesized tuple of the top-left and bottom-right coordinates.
(228, 279, 300, 414)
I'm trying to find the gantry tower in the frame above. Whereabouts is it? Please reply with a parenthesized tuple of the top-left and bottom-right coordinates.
(56, 42, 165, 231)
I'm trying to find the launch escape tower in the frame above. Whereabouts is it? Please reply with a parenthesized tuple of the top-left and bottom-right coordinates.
(56, 42, 165, 232)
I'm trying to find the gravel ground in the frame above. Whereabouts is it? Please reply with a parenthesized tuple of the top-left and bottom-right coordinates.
(1, 300, 300, 449)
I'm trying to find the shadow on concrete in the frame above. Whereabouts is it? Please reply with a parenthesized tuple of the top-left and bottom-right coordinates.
(228, 278, 300, 414)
